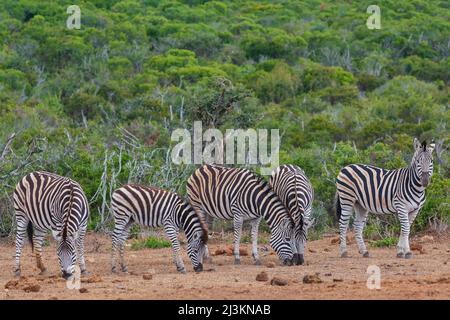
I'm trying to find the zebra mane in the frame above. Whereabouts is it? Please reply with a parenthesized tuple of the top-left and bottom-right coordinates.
(186, 202, 209, 244)
(421, 140, 427, 151)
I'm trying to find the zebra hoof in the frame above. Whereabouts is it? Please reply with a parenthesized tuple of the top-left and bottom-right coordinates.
(111, 266, 117, 273)
(340, 251, 349, 258)
(405, 252, 412, 259)
(362, 251, 370, 258)
(81, 269, 90, 276)
(396, 252, 405, 258)
(234, 259, 241, 265)
(121, 266, 128, 273)
(14, 270, 21, 278)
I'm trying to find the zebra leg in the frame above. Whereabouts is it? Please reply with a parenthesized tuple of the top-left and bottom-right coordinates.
(233, 215, 244, 265)
(295, 229, 305, 265)
(249, 217, 262, 265)
(354, 203, 369, 257)
(396, 210, 412, 259)
(118, 221, 133, 273)
(76, 227, 89, 275)
(33, 229, 47, 275)
(14, 218, 28, 277)
(408, 208, 420, 226)
(111, 217, 128, 273)
(339, 203, 353, 258)
(164, 225, 186, 274)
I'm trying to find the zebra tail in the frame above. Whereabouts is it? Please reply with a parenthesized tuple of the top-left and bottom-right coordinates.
(335, 193, 342, 223)
(27, 221, 34, 252)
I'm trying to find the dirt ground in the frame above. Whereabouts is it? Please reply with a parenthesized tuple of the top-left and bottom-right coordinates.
(0, 231, 449, 300)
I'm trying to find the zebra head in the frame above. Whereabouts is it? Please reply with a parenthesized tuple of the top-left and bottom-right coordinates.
(269, 217, 295, 266)
(186, 229, 207, 272)
(52, 229, 78, 280)
(413, 138, 435, 187)
(183, 205, 209, 272)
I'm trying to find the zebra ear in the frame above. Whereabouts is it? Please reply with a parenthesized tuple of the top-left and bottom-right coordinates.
(413, 138, 421, 150)
(428, 142, 435, 153)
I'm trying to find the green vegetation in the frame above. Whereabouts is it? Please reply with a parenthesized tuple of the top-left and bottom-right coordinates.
(0, 1, 448, 238)
(370, 237, 399, 248)
(130, 235, 172, 250)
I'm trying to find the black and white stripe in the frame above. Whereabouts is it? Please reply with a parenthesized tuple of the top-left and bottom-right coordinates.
(270, 164, 314, 265)
(13, 171, 89, 279)
(336, 139, 435, 258)
(187, 164, 294, 266)
(111, 184, 208, 273)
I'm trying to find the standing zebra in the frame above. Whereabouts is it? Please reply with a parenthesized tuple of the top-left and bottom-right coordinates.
(336, 139, 435, 258)
(187, 164, 294, 266)
(13, 171, 89, 279)
(111, 185, 208, 273)
(270, 164, 314, 265)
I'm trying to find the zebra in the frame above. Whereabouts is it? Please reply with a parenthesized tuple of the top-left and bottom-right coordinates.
(270, 164, 314, 265)
(111, 184, 208, 274)
(186, 164, 295, 266)
(13, 171, 90, 279)
(335, 139, 435, 259)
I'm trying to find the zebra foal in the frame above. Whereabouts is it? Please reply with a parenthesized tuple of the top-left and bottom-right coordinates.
(270, 165, 314, 265)
(336, 139, 435, 258)
(187, 164, 294, 266)
(111, 184, 208, 273)
(13, 171, 89, 279)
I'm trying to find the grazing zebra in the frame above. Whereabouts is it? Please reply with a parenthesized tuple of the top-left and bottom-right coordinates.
(111, 184, 208, 273)
(336, 139, 435, 259)
(13, 171, 89, 279)
(270, 165, 314, 265)
(187, 164, 295, 266)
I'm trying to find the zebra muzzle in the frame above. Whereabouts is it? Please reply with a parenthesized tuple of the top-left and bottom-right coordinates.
(194, 263, 203, 272)
(294, 253, 304, 265)
(283, 258, 293, 266)
(62, 270, 73, 280)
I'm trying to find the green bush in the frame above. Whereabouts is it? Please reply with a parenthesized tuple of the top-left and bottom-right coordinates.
(131, 236, 172, 250)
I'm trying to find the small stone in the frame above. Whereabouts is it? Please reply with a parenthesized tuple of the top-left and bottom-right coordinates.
(5, 280, 19, 289)
(308, 248, 317, 253)
(324, 273, 332, 276)
(79, 288, 88, 293)
(303, 274, 322, 284)
(266, 262, 276, 268)
(256, 271, 269, 282)
(142, 274, 153, 280)
(83, 275, 102, 283)
(23, 284, 40, 293)
(270, 277, 288, 286)
(333, 278, 344, 282)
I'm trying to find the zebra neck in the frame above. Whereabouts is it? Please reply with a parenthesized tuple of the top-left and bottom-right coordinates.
(406, 164, 425, 193)
(179, 207, 201, 238)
